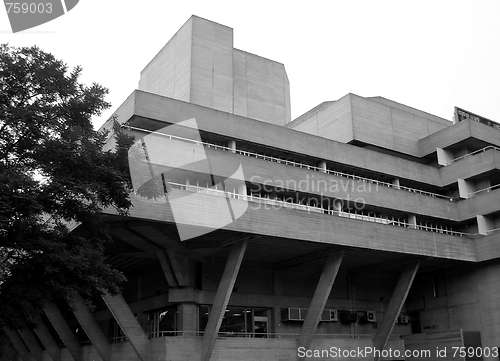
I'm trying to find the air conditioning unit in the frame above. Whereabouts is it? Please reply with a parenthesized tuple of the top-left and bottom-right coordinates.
(367, 310, 376, 322)
(398, 315, 409, 324)
(320, 309, 331, 321)
(340, 311, 358, 324)
(281, 308, 309, 321)
(281, 308, 302, 321)
(282, 308, 338, 322)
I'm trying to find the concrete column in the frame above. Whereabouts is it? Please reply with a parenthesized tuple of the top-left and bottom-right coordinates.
(156, 249, 179, 288)
(237, 182, 247, 200)
(17, 329, 43, 361)
(436, 147, 454, 166)
(390, 178, 400, 190)
(333, 199, 343, 214)
(458, 178, 475, 199)
(297, 251, 344, 360)
(178, 304, 198, 336)
(43, 303, 82, 361)
(1, 340, 18, 361)
(3, 328, 32, 361)
(101, 292, 149, 361)
(228, 140, 236, 154)
(477, 215, 495, 236)
(32, 316, 61, 361)
(408, 215, 417, 229)
(202, 239, 248, 361)
(72, 295, 111, 361)
(317, 160, 327, 173)
(373, 261, 420, 361)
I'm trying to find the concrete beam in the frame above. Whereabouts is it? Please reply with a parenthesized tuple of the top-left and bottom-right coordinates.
(274, 248, 344, 270)
(32, 316, 60, 361)
(165, 249, 189, 287)
(373, 260, 420, 360)
(3, 328, 32, 361)
(17, 328, 43, 361)
(156, 249, 179, 287)
(201, 239, 248, 361)
(101, 292, 149, 361)
(72, 295, 110, 361)
(297, 251, 344, 358)
(43, 303, 81, 361)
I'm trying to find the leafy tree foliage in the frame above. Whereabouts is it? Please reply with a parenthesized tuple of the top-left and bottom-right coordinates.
(0, 44, 134, 328)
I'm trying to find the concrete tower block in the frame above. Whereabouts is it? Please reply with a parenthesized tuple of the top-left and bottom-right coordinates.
(139, 15, 291, 125)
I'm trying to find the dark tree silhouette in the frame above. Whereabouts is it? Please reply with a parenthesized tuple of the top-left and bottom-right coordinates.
(0, 44, 134, 329)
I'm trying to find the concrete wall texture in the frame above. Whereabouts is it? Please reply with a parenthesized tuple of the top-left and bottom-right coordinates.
(288, 94, 451, 157)
(139, 16, 291, 126)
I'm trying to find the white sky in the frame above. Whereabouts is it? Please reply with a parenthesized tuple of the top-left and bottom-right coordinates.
(1, 1, 499, 129)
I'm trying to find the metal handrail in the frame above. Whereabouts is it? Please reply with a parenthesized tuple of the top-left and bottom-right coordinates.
(167, 182, 471, 237)
(447, 145, 500, 165)
(486, 227, 500, 235)
(468, 183, 500, 196)
(146, 330, 400, 339)
(125, 125, 450, 200)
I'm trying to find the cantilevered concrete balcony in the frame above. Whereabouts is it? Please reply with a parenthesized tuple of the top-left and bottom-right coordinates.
(440, 147, 500, 185)
(419, 118, 500, 157)
(103, 191, 476, 262)
(105, 91, 443, 188)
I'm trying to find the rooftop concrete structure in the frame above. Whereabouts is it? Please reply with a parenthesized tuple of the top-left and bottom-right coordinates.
(139, 16, 291, 126)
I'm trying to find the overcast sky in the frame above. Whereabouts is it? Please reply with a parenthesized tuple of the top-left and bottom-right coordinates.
(2, 1, 499, 129)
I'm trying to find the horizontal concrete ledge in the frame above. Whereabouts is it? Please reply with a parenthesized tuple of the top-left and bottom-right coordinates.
(109, 90, 444, 188)
(103, 192, 477, 262)
(419, 119, 500, 157)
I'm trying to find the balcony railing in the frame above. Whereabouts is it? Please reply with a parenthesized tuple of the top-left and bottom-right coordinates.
(146, 330, 400, 339)
(125, 125, 451, 200)
(167, 182, 471, 237)
(446, 145, 500, 165)
(468, 183, 500, 197)
(486, 228, 500, 235)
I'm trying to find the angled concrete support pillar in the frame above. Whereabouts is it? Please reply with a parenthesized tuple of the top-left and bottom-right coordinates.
(3, 328, 32, 361)
(201, 239, 248, 361)
(297, 251, 344, 358)
(72, 295, 110, 361)
(32, 316, 60, 361)
(165, 249, 189, 287)
(1, 338, 18, 361)
(1, 339, 18, 361)
(374, 260, 420, 360)
(156, 249, 179, 288)
(17, 329, 43, 361)
(101, 292, 149, 361)
(43, 303, 81, 361)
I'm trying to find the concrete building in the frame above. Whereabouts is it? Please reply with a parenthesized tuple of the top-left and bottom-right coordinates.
(3, 15, 500, 361)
